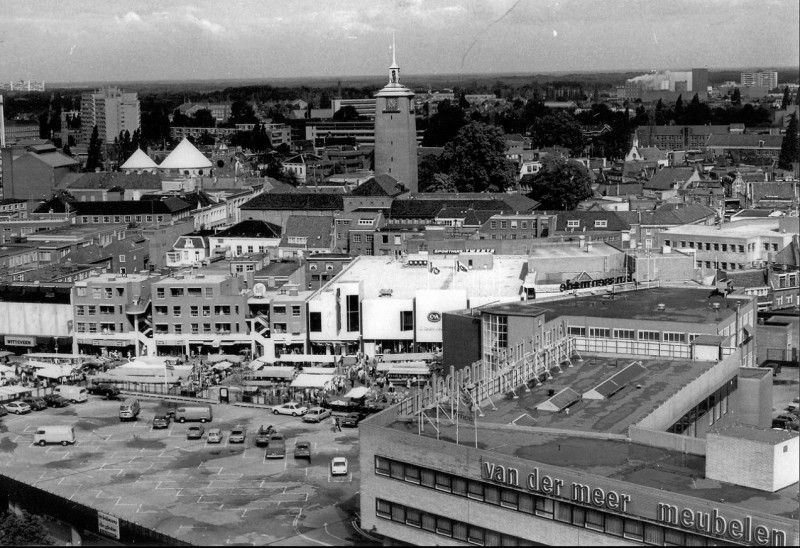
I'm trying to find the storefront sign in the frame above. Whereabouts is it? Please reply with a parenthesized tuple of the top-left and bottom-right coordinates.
(3, 336, 35, 347)
(427, 312, 441, 323)
(93, 339, 130, 347)
(481, 460, 788, 546)
(559, 273, 632, 292)
(97, 511, 120, 539)
(415, 290, 467, 343)
(432, 249, 462, 255)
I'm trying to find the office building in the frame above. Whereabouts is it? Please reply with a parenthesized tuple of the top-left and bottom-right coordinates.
(741, 71, 779, 90)
(81, 87, 141, 144)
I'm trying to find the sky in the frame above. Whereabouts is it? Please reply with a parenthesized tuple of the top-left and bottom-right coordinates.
(0, 0, 798, 83)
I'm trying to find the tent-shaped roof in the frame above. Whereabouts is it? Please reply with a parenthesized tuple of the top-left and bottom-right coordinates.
(121, 149, 159, 170)
(159, 138, 213, 170)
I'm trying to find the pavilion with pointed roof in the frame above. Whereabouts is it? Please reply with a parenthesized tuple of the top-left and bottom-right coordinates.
(120, 149, 159, 172)
(158, 138, 213, 176)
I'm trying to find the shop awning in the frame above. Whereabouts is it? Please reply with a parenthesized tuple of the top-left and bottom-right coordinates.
(377, 361, 428, 373)
(0, 351, 15, 359)
(246, 366, 295, 380)
(301, 366, 338, 375)
(276, 354, 336, 364)
(343, 386, 370, 399)
(211, 361, 232, 371)
(290, 373, 335, 389)
(0, 386, 33, 400)
(379, 353, 435, 362)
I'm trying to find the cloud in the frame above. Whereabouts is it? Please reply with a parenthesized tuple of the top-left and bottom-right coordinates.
(185, 13, 225, 34)
(115, 11, 142, 24)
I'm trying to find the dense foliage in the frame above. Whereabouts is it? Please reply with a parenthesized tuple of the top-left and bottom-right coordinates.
(524, 156, 594, 210)
(0, 510, 54, 545)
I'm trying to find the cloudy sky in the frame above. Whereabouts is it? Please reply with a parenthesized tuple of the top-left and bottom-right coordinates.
(1, 0, 797, 83)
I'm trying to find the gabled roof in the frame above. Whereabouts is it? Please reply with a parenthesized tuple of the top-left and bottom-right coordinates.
(143, 191, 217, 209)
(159, 138, 213, 169)
(23, 148, 79, 169)
(215, 219, 282, 239)
(33, 196, 74, 214)
(279, 216, 333, 249)
(644, 167, 697, 190)
(750, 181, 797, 201)
(389, 199, 515, 220)
(120, 149, 159, 170)
(240, 193, 344, 211)
(350, 174, 407, 197)
(63, 244, 112, 265)
(70, 198, 192, 216)
(775, 235, 800, 267)
(552, 210, 630, 232)
(705, 134, 783, 148)
(173, 236, 208, 250)
(635, 125, 729, 137)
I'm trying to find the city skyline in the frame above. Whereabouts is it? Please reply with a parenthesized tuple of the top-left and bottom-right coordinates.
(0, 0, 798, 84)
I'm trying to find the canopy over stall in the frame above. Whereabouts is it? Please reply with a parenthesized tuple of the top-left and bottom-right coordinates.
(290, 373, 335, 389)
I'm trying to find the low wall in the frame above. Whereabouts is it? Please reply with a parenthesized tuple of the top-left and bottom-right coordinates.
(628, 425, 707, 456)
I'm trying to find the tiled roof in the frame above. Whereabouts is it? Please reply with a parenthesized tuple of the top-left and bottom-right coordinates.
(240, 193, 344, 211)
(63, 244, 111, 265)
(775, 235, 800, 267)
(63, 172, 163, 190)
(726, 269, 768, 288)
(551, 210, 631, 232)
(750, 181, 797, 201)
(644, 167, 696, 190)
(70, 198, 192, 216)
(705, 134, 783, 148)
(278, 216, 333, 249)
(350, 174, 407, 197)
(32, 197, 74, 214)
(215, 220, 282, 239)
(173, 236, 208, 250)
(25, 149, 79, 168)
(389, 199, 515, 219)
(623, 204, 716, 226)
(635, 125, 729, 137)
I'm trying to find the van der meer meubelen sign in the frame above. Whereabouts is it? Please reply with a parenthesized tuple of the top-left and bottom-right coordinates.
(481, 461, 788, 546)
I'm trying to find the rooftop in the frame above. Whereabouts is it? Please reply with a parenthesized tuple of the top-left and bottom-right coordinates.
(663, 218, 784, 237)
(528, 241, 622, 259)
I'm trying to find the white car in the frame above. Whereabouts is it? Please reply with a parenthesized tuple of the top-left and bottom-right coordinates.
(272, 402, 308, 417)
(5, 401, 32, 415)
(330, 457, 348, 476)
(302, 407, 332, 423)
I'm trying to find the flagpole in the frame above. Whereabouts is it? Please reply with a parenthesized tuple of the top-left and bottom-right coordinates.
(455, 387, 459, 445)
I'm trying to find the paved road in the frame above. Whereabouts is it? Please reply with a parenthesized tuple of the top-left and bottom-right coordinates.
(0, 396, 368, 545)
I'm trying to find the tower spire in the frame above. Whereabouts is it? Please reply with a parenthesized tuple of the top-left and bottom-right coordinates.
(389, 32, 399, 85)
(392, 32, 397, 68)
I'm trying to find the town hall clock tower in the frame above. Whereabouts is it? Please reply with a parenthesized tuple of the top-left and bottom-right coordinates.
(373, 37, 418, 193)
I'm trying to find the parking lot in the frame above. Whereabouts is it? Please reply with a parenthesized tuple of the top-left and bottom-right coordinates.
(0, 395, 368, 545)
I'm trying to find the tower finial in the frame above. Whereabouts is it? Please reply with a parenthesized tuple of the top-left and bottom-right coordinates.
(392, 31, 397, 67)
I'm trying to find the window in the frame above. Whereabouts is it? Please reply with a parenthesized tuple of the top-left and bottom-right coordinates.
(500, 221, 507, 229)
(400, 311, 413, 331)
(190, 306, 199, 317)
(613, 328, 635, 339)
(567, 220, 580, 228)
(191, 324, 199, 334)
(92, 288, 101, 299)
(309, 312, 322, 332)
(205, 287, 213, 298)
(292, 306, 301, 317)
(638, 330, 660, 341)
(170, 288, 184, 297)
(585, 509, 605, 532)
(588, 327, 610, 338)
(156, 288, 165, 299)
(594, 220, 607, 228)
(623, 519, 644, 542)
(663, 332, 686, 343)
(435, 473, 452, 492)
(174, 324, 182, 334)
(346, 294, 359, 332)
(535, 497, 554, 518)
(76, 306, 85, 316)
(567, 326, 586, 336)
(273, 305, 286, 315)
(365, 234, 374, 243)
(376, 499, 391, 519)
(76, 287, 87, 297)
(352, 234, 361, 243)
(119, 254, 126, 263)
(467, 481, 484, 501)
(76, 323, 86, 333)
(203, 323, 211, 333)
(490, 221, 497, 229)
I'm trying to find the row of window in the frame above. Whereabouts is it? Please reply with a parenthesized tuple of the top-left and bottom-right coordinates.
(775, 294, 796, 308)
(374, 456, 716, 546)
(156, 287, 214, 299)
(80, 214, 165, 224)
(272, 305, 302, 317)
(696, 260, 747, 270)
(75, 323, 122, 333)
(375, 498, 533, 546)
(154, 305, 239, 317)
(567, 219, 604, 229)
(489, 220, 550, 231)
(154, 323, 240, 335)
(666, 239, 779, 253)
(567, 327, 694, 343)
(76, 305, 121, 316)
(75, 286, 126, 299)
(667, 377, 737, 436)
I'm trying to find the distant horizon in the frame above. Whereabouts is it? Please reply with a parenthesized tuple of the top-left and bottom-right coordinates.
(39, 65, 800, 90)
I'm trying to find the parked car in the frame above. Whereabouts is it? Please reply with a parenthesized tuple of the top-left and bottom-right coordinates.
(229, 426, 246, 444)
(88, 383, 120, 400)
(303, 407, 332, 423)
(187, 425, 205, 440)
(0, 405, 7, 418)
(43, 394, 69, 408)
(255, 425, 275, 447)
(207, 428, 222, 444)
(294, 440, 311, 460)
(340, 412, 361, 428)
(272, 402, 308, 417)
(330, 457, 348, 476)
(4, 401, 31, 415)
(152, 415, 171, 429)
(265, 433, 286, 459)
(22, 397, 48, 411)
(772, 418, 799, 431)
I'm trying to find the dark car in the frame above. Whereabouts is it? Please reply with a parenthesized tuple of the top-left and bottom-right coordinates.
(23, 397, 48, 411)
(0, 405, 7, 418)
(88, 384, 120, 400)
(294, 440, 311, 460)
(44, 394, 69, 408)
(340, 412, 361, 428)
(152, 415, 171, 429)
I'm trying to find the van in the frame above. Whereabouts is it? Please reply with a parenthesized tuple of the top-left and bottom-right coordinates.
(53, 385, 88, 403)
(34, 426, 76, 447)
(175, 405, 213, 423)
(119, 397, 140, 421)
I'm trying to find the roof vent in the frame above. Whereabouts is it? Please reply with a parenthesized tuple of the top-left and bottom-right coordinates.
(657, 303, 666, 311)
(712, 302, 721, 310)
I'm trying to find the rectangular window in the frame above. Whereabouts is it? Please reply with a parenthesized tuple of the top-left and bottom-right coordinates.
(203, 323, 211, 333)
(499, 489, 518, 510)
(567, 326, 586, 336)
(389, 461, 404, 479)
(346, 294, 360, 332)
(76, 306, 85, 316)
(156, 288, 165, 299)
(623, 519, 644, 542)
(638, 330, 660, 341)
(567, 220, 580, 228)
(404, 465, 420, 484)
(170, 288, 184, 297)
(420, 468, 435, 488)
(309, 312, 322, 332)
(292, 306, 301, 317)
(376, 499, 391, 519)
(352, 234, 361, 243)
(518, 494, 534, 515)
(585, 509, 604, 531)
(605, 514, 624, 536)
(190, 306, 199, 317)
(484, 485, 500, 505)
(205, 287, 213, 298)
(555, 501, 572, 523)
(467, 481, 484, 501)
(191, 324, 199, 334)
(535, 497, 554, 518)
(594, 220, 607, 228)
(173, 306, 181, 317)
(273, 305, 286, 315)
(400, 310, 413, 331)
(435, 517, 452, 537)
(435, 473, 452, 492)
(174, 324, 182, 334)
(588, 327, 610, 338)
(613, 328, 635, 339)
(405, 508, 421, 528)
(663, 332, 686, 343)
(202, 306, 211, 317)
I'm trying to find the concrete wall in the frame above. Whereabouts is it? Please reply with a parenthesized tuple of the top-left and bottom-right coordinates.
(374, 95, 418, 192)
(706, 432, 797, 492)
(737, 369, 773, 429)
(442, 312, 481, 369)
(772, 436, 800, 491)
(628, 426, 707, 455)
(0, 301, 73, 337)
(142, 220, 195, 270)
(362, 297, 414, 341)
(757, 320, 794, 365)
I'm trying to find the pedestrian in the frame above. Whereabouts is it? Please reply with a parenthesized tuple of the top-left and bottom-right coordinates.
(335, 417, 341, 432)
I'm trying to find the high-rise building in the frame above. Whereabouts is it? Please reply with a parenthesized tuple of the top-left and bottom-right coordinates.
(741, 71, 778, 90)
(80, 87, 141, 144)
(691, 68, 709, 98)
(373, 37, 418, 193)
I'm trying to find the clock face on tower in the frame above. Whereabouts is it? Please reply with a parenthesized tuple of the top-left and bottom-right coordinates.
(385, 97, 398, 112)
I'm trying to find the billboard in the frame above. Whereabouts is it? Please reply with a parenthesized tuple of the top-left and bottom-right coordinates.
(415, 289, 467, 343)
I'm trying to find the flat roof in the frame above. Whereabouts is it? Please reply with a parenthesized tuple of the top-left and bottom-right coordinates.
(381, 355, 798, 518)
(155, 273, 230, 284)
(331, 255, 528, 300)
(662, 218, 782, 237)
(528, 242, 621, 259)
(531, 287, 747, 325)
(711, 425, 798, 445)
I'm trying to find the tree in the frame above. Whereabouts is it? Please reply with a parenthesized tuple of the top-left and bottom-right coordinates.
(781, 86, 791, 110)
(249, 121, 272, 152)
(417, 153, 443, 192)
(191, 108, 216, 128)
(654, 99, 666, 125)
(439, 121, 517, 193)
(731, 87, 741, 106)
(86, 125, 102, 172)
(332, 105, 362, 122)
(230, 100, 257, 124)
(421, 100, 467, 147)
(529, 111, 585, 156)
(674, 95, 684, 124)
(632, 105, 649, 127)
(524, 156, 593, 210)
(0, 510, 54, 545)
(458, 92, 470, 111)
(778, 113, 799, 170)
